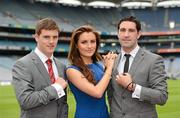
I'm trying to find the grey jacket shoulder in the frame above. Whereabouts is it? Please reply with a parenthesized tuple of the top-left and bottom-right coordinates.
(54, 57, 66, 68)
(14, 53, 30, 62)
(143, 48, 161, 57)
(140, 48, 163, 61)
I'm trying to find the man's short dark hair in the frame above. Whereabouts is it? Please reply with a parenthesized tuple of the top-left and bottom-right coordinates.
(117, 16, 141, 32)
(35, 18, 60, 35)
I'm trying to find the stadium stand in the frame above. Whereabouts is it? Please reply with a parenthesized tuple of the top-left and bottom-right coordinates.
(0, 0, 180, 83)
(0, 0, 180, 33)
(0, 56, 17, 83)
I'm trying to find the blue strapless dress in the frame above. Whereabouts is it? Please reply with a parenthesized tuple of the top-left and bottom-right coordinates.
(66, 62, 109, 118)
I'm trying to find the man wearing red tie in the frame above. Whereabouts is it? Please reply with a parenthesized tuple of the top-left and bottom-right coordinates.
(12, 18, 68, 118)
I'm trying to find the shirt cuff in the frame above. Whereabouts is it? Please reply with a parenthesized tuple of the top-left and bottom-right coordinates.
(52, 83, 65, 98)
(132, 84, 142, 99)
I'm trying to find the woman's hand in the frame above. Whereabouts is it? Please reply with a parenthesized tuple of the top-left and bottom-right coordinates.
(102, 52, 117, 72)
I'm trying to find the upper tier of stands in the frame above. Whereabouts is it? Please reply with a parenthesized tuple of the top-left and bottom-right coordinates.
(0, 0, 180, 34)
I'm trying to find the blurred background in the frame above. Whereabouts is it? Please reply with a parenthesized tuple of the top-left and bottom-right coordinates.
(0, 0, 180, 118)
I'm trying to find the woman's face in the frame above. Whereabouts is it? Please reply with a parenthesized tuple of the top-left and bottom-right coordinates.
(77, 32, 97, 62)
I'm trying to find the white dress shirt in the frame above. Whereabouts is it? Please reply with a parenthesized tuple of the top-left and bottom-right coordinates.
(34, 48, 65, 98)
(117, 45, 142, 99)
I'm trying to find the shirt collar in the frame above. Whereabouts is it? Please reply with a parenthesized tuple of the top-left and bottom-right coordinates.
(121, 45, 140, 58)
(34, 47, 54, 63)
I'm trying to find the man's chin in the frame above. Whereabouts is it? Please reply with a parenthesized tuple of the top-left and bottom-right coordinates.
(122, 44, 131, 48)
(48, 50, 55, 54)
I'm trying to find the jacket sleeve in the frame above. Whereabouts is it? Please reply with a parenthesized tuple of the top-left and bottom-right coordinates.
(139, 56, 168, 105)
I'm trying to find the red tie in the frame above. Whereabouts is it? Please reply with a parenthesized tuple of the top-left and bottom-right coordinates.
(46, 59, 56, 83)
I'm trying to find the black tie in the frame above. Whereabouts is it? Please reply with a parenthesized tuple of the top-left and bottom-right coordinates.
(123, 54, 131, 73)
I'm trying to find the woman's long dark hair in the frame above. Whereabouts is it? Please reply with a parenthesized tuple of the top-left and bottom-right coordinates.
(68, 25, 102, 85)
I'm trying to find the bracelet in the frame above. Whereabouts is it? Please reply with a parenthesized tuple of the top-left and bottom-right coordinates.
(131, 82, 136, 92)
(121, 81, 135, 96)
(125, 82, 133, 90)
(126, 81, 136, 92)
(104, 71, 111, 77)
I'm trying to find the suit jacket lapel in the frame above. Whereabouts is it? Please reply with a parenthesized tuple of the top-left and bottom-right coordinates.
(54, 58, 65, 79)
(129, 48, 144, 76)
(31, 52, 51, 84)
(54, 58, 61, 76)
(112, 53, 122, 78)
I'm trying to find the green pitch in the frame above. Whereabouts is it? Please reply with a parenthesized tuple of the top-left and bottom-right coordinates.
(0, 79, 180, 118)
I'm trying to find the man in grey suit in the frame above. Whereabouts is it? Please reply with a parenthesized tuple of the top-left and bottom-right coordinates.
(108, 16, 168, 118)
(12, 18, 68, 118)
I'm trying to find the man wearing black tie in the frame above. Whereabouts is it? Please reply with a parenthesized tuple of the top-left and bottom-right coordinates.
(108, 16, 168, 118)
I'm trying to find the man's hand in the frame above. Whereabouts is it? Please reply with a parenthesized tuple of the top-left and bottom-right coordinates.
(116, 73, 135, 91)
(55, 77, 67, 89)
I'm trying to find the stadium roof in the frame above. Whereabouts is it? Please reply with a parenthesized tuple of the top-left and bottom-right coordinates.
(34, 0, 180, 8)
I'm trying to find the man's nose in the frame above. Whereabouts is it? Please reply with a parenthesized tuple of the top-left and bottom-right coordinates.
(124, 31, 129, 37)
(49, 37, 55, 43)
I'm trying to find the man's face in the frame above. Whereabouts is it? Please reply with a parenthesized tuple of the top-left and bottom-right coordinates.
(118, 21, 141, 52)
(35, 29, 59, 58)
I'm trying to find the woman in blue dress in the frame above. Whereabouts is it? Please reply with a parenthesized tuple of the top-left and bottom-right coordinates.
(65, 25, 117, 118)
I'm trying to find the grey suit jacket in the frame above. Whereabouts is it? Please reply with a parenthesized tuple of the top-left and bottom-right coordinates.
(108, 48, 168, 118)
(12, 51, 68, 118)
